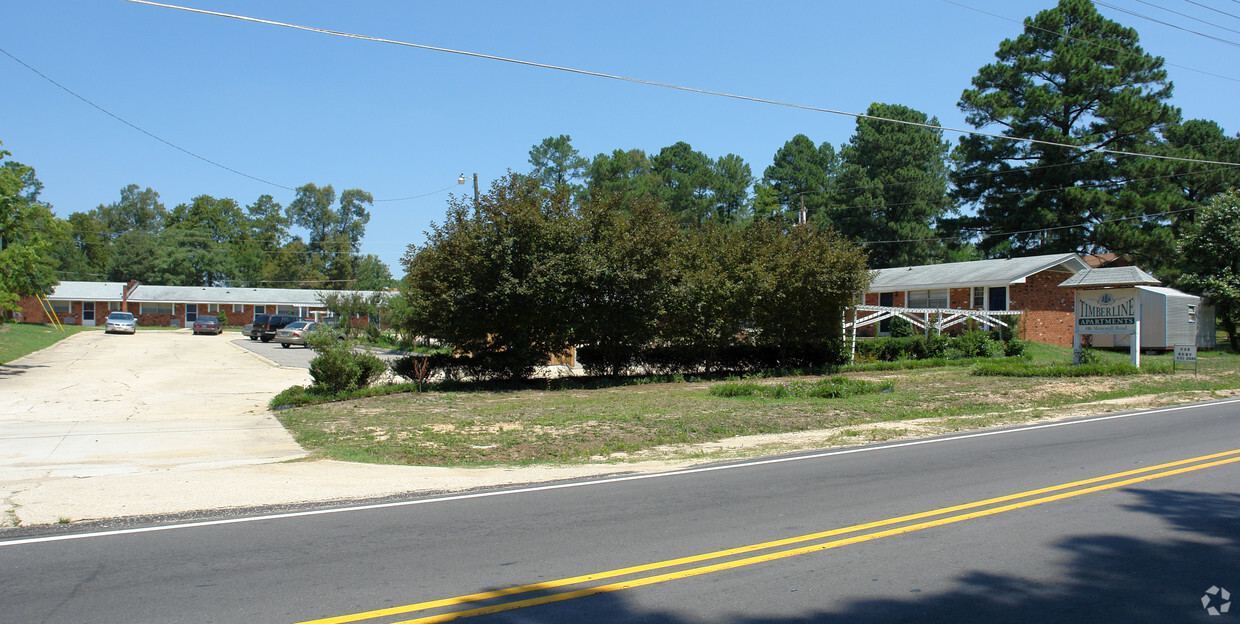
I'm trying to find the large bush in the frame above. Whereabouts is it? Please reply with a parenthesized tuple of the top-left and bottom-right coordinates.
(400, 173, 873, 381)
(307, 339, 385, 393)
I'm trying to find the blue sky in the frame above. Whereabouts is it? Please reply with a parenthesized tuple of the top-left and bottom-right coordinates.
(3, 1, 1239, 277)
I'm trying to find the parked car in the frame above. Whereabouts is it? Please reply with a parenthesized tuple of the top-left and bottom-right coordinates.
(253, 313, 302, 343)
(192, 315, 223, 335)
(246, 314, 269, 341)
(275, 321, 319, 348)
(104, 311, 136, 334)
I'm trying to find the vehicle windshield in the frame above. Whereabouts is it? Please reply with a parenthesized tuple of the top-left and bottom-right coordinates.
(285, 321, 311, 330)
(196, 316, 218, 323)
(107, 312, 134, 321)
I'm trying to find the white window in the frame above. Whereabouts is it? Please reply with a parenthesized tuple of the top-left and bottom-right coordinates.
(207, 303, 219, 313)
(140, 302, 173, 315)
(275, 305, 297, 315)
(108, 301, 121, 311)
(254, 305, 267, 315)
(232, 304, 245, 313)
(1188, 304, 1198, 323)
(907, 289, 948, 309)
(972, 287, 985, 308)
(50, 301, 71, 314)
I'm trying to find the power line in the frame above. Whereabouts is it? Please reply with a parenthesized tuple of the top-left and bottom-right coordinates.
(1132, 0, 1240, 35)
(1182, 0, 1240, 22)
(0, 46, 457, 204)
(0, 45, 293, 191)
(941, 0, 1240, 83)
(125, 0, 1240, 170)
(861, 206, 1200, 246)
(1093, 0, 1240, 48)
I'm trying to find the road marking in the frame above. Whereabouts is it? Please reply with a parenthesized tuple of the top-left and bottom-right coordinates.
(4, 397, 1238, 548)
(295, 448, 1240, 624)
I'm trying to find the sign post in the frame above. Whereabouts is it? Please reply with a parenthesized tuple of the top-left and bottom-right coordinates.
(1074, 288, 1140, 367)
(1174, 344, 1198, 376)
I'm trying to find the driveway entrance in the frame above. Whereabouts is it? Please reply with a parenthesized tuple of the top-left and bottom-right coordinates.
(0, 330, 312, 482)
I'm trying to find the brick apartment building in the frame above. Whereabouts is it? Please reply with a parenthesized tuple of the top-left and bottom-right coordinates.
(864, 253, 1106, 347)
(16, 281, 388, 328)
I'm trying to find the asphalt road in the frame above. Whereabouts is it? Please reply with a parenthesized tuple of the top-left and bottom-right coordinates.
(3, 400, 1238, 623)
(231, 334, 319, 368)
(231, 334, 409, 369)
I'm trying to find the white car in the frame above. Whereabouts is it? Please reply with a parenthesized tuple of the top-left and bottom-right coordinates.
(104, 311, 137, 334)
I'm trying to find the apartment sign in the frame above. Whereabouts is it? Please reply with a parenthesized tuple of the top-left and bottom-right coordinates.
(1075, 288, 1137, 333)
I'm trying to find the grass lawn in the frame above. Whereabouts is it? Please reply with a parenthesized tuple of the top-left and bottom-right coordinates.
(0, 323, 96, 364)
(275, 343, 1240, 467)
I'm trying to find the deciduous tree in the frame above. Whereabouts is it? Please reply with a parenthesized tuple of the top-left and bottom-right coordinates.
(1178, 189, 1240, 351)
(0, 147, 62, 313)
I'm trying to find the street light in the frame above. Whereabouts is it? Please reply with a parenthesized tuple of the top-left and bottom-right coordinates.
(458, 172, 479, 214)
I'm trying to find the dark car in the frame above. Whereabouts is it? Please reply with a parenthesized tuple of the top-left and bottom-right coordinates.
(253, 314, 302, 342)
(192, 315, 223, 335)
(246, 314, 269, 341)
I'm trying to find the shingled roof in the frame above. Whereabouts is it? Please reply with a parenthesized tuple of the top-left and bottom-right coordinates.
(1057, 266, 1161, 288)
(43, 281, 388, 306)
(869, 253, 1088, 292)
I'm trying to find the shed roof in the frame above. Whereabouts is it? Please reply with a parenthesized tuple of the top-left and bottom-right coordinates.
(1138, 285, 1196, 299)
(869, 253, 1087, 292)
(44, 281, 388, 306)
(1057, 267, 1161, 289)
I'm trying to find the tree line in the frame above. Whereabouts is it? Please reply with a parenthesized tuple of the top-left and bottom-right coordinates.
(4, 0, 1240, 323)
(520, 0, 1240, 282)
(6, 176, 394, 292)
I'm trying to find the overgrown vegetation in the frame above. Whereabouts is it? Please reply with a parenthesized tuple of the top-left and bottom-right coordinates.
(273, 344, 1240, 466)
(852, 331, 1027, 363)
(709, 377, 892, 399)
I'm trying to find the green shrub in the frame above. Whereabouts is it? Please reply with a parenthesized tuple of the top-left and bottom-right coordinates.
(1004, 339, 1029, 357)
(889, 316, 916, 338)
(954, 331, 995, 358)
(1077, 345, 1104, 365)
(308, 343, 386, 393)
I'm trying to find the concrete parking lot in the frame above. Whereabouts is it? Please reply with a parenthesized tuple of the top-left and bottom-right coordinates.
(1, 330, 313, 479)
(0, 329, 630, 526)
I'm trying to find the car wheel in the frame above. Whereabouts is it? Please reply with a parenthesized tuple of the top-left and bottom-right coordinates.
(281, 343, 290, 349)
(249, 335, 257, 341)
(261, 336, 272, 343)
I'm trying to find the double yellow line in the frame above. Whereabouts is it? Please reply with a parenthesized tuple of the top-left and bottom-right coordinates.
(298, 448, 1240, 624)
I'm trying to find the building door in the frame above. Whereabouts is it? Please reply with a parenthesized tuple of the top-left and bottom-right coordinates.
(988, 286, 1008, 311)
(879, 292, 895, 335)
(82, 302, 96, 327)
(186, 304, 198, 325)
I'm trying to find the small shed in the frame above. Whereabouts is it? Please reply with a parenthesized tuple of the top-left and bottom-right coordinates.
(1058, 268, 1216, 350)
(1086, 287, 1216, 350)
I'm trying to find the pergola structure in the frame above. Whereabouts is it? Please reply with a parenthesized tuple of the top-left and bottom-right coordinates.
(844, 305, 1023, 363)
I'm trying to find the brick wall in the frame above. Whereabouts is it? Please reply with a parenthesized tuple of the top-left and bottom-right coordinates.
(1011, 270, 1076, 346)
(15, 296, 49, 323)
(861, 270, 1078, 346)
